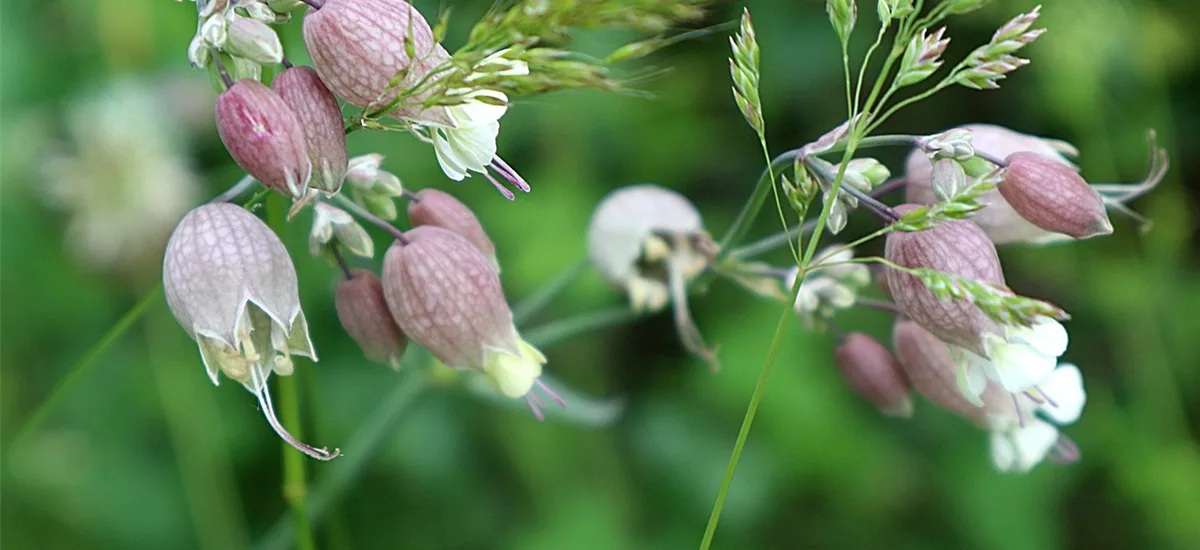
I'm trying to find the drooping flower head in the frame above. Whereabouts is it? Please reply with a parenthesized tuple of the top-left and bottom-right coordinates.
(380, 226, 563, 418)
(302, 0, 529, 197)
(335, 268, 408, 369)
(587, 184, 719, 367)
(163, 203, 337, 460)
(999, 152, 1112, 239)
(885, 207, 1068, 404)
(892, 320, 1084, 472)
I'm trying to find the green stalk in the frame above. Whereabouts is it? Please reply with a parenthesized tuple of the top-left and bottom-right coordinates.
(715, 150, 803, 263)
(7, 286, 162, 454)
(699, 278, 805, 550)
(266, 195, 316, 550)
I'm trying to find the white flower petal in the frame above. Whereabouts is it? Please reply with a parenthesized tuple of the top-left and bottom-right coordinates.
(1008, 420, 1059, 473)
(989, 431, 1016, 472)
(983, 332, 1058, 393)
(955, 358, 988, 407)
(1011, 318, 1069, 357)
(433, 130, 469, 181)
(445, 120, 499, 172)
(1037, 363, 1086, 425)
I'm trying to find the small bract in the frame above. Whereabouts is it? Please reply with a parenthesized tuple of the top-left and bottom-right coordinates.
(163, 203, 337, 460)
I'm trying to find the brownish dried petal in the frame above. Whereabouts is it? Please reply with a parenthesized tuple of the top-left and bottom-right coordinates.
(885, 205, 1003, 354)
(891, 320, 1014, 427)
(336, 269, 407, 367)
(215, 79, 311, 198)
(834, 332, 913, 418)
(273, 66, 348, 194)
(407, 188, 495, 262)
(1000, 152, 1112, 239)
(380, 226, 516, 370)
(302, 0, 453, 125)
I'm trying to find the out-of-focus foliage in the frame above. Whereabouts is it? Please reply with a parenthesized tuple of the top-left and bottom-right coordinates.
(2, 0, 1198, 548)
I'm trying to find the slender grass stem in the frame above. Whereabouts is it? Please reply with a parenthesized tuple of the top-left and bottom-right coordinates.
(524, 307, 642, 347)
(728, 221, 818, 260)
(266, 194, 318, 550)
(7, 287, 162, 453)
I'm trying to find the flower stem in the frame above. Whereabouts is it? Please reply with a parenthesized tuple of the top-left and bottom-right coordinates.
(267, 195, 318, 550)
(212, 175, 258, 203)
(727, 220, 818, 260)
(331, 195, 409, 244)
(6, 286, 162, 454)
(511, 258, 589, 324)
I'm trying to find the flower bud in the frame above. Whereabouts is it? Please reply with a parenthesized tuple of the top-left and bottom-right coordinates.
(226, 16, 283, 65)
(309, 202, 372, 258)
(266, 0, 307, 12)
(201, 12, 229, 48)
(885, 206, 1003, 354)
(1000, 152, 1112, 239)
(407, 189, 497, 270)
(242, 0, 280, 23)
(302, 0, 442, 113)
(163, 203, 336, 460)
(188, 33, 212, 68)
(336, 269, 407, 369)
(834, 333, 913, 418)
(273, 66, 348, 194)
(344, 153, 405, 220)
(906, 124, 1080, 245)
(216, 79, 312, 199)
(381, 226, 563, 417)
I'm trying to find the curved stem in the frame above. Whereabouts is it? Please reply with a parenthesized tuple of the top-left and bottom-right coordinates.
(330, 243, 354, 280)
(715, 149, 802, 262)
(523, 307, 642, 348)
(869, 177, 910, 198)
(212, 175, 258, 204)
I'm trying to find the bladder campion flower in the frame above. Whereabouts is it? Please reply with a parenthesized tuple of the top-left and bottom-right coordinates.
(834, 332, 913, 418)
(163, 203, 337, 460)
(215, 79, 312, 200)
(272, 65, 349, 195)
(407, 188, 498, 271)
(336, 268, 408, 369)
(381, 226, 563, 418)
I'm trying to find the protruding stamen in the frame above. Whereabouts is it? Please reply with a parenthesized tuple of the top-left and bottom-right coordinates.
(250, 366, 340, 461)
(525, 394, 546, 422)
(1012, 393, 1027, 428)
(482, 172, 516, 200)
(535, 379, 568, 409)
(490, 157, 530, 193)
(1049, 435, 1080, 464)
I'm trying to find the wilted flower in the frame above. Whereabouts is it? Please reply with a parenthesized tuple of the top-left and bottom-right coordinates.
(381, 226, 563, 417)
(587, 184, 719, 367)
(906, 124, 1079, 245)
(215, 79, 312, 200)
(892, 320, 1084, 472)
(163, 203, 337, 460)
(834, 332, 913, 418)
(344, 153, 406, 220)
(335, 269, 408, 369)
(784, 246, 872, 327)
(273, 66, 349, 195)
(407, 188, 498, 270)
(302, 0, 530, 196)
(885, 210, 1067, 402)
(1000, 152, 1112, 239)
(41, 80, 201, 273)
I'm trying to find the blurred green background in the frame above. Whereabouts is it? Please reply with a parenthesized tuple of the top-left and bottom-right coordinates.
(2, 0, 1198, 548)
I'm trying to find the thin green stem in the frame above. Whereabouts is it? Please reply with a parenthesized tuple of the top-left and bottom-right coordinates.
(699, 277, 805, 549)
(6, 287, 162, 454)
(802, 145, 859, 265)
(266, 195, 317, 550)
(808, 225, 896, 270)
(817, 134, 920, 156)
(728, 221, 818, 260)
(524, 307, 642, 347)
(853, 21, 891, 114)
(715, 149, 802, 263)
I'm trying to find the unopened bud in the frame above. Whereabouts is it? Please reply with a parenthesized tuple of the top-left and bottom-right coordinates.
(407, 189, 497, 269)
(273, 66, 348, 194)
(885, 205, 1004, 354)
(266, 0, 307, 12)
(201, 13, 229, 48)
(188, 33, 212, 68)
(930, 158, 968, 200)
(309, 202, 372, 258)
(336, 269, 407, 369)
(999, 152, 1112, 239)
(241, 0, 279, 23)
(835, 332, 913, 417)
(216, 79, 311, 199)
(226, 16, 283, 65)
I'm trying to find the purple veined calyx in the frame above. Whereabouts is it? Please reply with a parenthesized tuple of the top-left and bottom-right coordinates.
(587, 184, 720, 369)
(834, 332, 914, 418)
(335, 268, 408, 370)
(407, 188, 498, 272)
(163, 203, 338, 460)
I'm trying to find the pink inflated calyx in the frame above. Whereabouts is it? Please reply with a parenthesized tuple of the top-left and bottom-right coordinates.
(999, 152, 1112, 239)
(407, 188, 497, 268)
(885, 204, 1004, 355)
(215, 79, 312, 199)
(335, 269, 408, 369)
(273, 66, 348, 194)
(834, 332, 913, 418)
